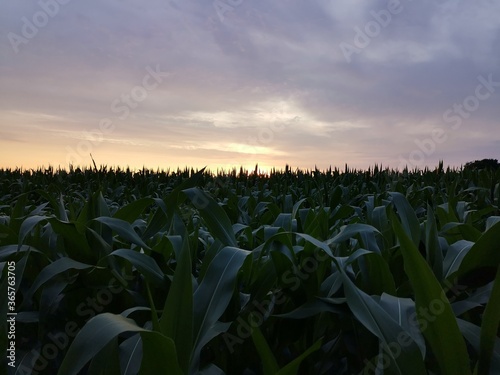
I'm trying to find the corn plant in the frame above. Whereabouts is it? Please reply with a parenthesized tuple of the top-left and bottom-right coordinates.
(0, 164, 499, 374)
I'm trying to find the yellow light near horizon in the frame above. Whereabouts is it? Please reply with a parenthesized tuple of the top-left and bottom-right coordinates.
(225, 143, 287, 157)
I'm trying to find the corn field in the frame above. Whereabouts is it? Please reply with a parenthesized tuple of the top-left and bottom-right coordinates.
(1, 164, 500, 374)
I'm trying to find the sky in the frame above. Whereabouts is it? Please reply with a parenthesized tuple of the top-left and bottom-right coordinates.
(1, 0, 499, 173)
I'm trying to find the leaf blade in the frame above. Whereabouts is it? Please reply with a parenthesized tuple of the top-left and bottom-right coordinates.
(392, 213, 471, 375)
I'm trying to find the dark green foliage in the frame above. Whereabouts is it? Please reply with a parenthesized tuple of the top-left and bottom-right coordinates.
(464, 159, 499, 171)
(1, 164, 499, 374)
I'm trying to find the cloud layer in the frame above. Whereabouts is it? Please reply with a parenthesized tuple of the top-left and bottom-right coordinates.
(1, 0, 499, 171)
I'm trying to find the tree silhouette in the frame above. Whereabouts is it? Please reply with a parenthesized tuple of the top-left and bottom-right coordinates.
(464, 158, 499, 170)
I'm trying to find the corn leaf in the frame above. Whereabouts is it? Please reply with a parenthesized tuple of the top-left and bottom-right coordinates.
(392, 214, 471, 375)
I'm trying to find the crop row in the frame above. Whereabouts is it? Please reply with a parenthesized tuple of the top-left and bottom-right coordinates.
(0, 165, 499, 374)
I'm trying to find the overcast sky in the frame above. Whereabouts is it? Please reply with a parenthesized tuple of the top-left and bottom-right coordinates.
(1, 0, 499, 172)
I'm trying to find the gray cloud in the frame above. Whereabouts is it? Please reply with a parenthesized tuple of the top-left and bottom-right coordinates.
(1, 0, 499, 170)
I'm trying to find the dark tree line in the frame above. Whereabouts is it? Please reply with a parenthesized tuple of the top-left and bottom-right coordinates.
(464, 158, 499, 170)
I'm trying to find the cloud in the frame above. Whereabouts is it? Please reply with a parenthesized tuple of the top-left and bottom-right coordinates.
(1, 0, 499, 170)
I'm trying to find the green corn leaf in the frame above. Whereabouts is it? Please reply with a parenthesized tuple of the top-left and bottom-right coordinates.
(108, 248, 165, 286)
(139, 330, 184, 375)
(454, 221, 500, 281)
(340, 270, 426, 374)
(191, 246, 249, 372)
(113, 197, 155, 223)
(328, 223, 382, 245)
(478, 264, 500, 375)
(389, 192, 420, 246)
(443, 240, 473, 279)
(251, 326, 280, 375)
(361, 253, 397, 295)
(119, 334, 143, 375)
(439, 222, 482, 242)
(93, 217, 150, 249)
(377, 293, 426, 357)
(10, 193, 28, 220)
(274, 298, 344, 319)
(160, 235, 193, 373)
(486, 216, 500, 231)
(18, 215, 50, 247)
(456, 319, 500, 375)
(276, 338, 323, 375)
(392, 213, 471, 375)
(35, 190, 69, 221)
(50, 219, 93, 261)
(58, 313, 182, 375)
(184, 188, 237, 247)
(425, 204, 443, 280)
(22, 257, 96, 308)
(273, 213, 293, 231)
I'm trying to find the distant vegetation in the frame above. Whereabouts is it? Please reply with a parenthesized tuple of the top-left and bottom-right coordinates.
(464, 158, 499, 171)
(1, 163, 499, 374)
